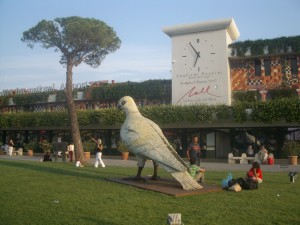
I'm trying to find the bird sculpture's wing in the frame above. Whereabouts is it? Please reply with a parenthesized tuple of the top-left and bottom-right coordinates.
(121, 114, 188, 173)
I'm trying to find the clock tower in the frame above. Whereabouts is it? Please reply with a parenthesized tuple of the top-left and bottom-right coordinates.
(163, 18, 240, 105)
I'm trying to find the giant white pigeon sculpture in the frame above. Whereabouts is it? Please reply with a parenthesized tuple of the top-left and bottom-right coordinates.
(117, 96, 202, 190)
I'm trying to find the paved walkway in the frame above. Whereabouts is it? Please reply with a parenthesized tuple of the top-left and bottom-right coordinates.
(1, 155, 299, 172)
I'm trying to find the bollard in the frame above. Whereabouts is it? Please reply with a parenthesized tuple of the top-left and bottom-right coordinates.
(167, 213, 183, 225)
(289, 172, 297, 183)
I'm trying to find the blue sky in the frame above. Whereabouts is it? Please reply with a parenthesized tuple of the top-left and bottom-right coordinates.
(0, 0, 299, 91)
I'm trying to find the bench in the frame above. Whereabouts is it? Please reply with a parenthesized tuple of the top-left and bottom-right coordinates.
(228, 153, 255, 164)
(12, 148, 23, 156)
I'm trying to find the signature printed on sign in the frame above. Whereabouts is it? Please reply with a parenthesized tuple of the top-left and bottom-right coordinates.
(176, 86, 220, 104)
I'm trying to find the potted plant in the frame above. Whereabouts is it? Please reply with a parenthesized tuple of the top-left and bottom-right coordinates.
(39, 140, 52, 153)
(282, 141, 300, 165)
(117, 141, 130, 160)
(23, 141, 37, 157)
(82, 140, 95, 160)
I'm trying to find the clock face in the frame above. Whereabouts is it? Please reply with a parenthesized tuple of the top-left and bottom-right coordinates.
(180, 38, 216, 72)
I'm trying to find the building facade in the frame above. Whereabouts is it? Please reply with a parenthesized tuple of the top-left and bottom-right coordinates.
(1, 36, 300, 159)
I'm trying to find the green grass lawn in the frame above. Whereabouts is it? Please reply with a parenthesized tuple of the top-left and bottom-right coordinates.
(0, 159, 299, 225)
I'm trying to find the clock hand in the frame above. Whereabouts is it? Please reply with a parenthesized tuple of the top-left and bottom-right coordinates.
(194, 54, 199, 67)
(189, 42, 201, 67)
(194, 52, 200, 67)
(189, 42, 198, 55)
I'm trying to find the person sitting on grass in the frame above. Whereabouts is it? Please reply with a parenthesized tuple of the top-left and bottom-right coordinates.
(75, 158, 83, 167)
(257, 145, 269, 164)
(43, 151, 52, 162)
(246, 161, 263, 183)
(188, 157, 205, 183)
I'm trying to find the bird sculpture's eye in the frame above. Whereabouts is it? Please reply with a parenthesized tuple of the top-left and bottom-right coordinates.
(122, 100, 126, 105)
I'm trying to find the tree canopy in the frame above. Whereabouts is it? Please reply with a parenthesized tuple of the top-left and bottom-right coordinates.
(22, 16, 121, 67)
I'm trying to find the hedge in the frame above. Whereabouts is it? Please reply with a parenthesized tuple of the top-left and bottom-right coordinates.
(0, 98, 299, 128)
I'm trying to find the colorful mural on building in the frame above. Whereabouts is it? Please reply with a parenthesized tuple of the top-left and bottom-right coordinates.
(230, 55, 300, 91)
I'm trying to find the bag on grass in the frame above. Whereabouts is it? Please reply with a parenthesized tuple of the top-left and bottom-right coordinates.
(221, 173, 233, 188)
(228, 184, 242, 192)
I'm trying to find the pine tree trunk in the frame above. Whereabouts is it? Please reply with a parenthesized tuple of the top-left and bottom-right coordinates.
(65, 63, 85, 163)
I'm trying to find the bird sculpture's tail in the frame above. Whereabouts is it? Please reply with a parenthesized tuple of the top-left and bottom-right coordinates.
(171, 171, 203, 190)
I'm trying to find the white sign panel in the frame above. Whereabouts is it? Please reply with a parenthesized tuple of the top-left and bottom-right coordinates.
(172, 30, 230, 105)
(163, 18, 240, 106)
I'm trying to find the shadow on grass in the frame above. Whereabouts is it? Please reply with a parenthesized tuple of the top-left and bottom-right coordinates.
(0, 159, 130, 181)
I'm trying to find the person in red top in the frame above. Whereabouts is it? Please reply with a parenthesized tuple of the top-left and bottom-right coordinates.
(247, 161, 263, 183)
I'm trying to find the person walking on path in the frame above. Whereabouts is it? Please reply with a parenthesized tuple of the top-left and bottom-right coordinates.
(68, 143, 74, 163)
(247, 145, 254, 164)
(92, 138, 105, 168)
(7, 137, 14, 156)
(187, 136, 202, 166)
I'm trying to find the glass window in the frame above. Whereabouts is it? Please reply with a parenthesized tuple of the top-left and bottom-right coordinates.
(291, 58, 298, 74)
(254, 60, 261, 76)
(264, 60, 271, 76)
